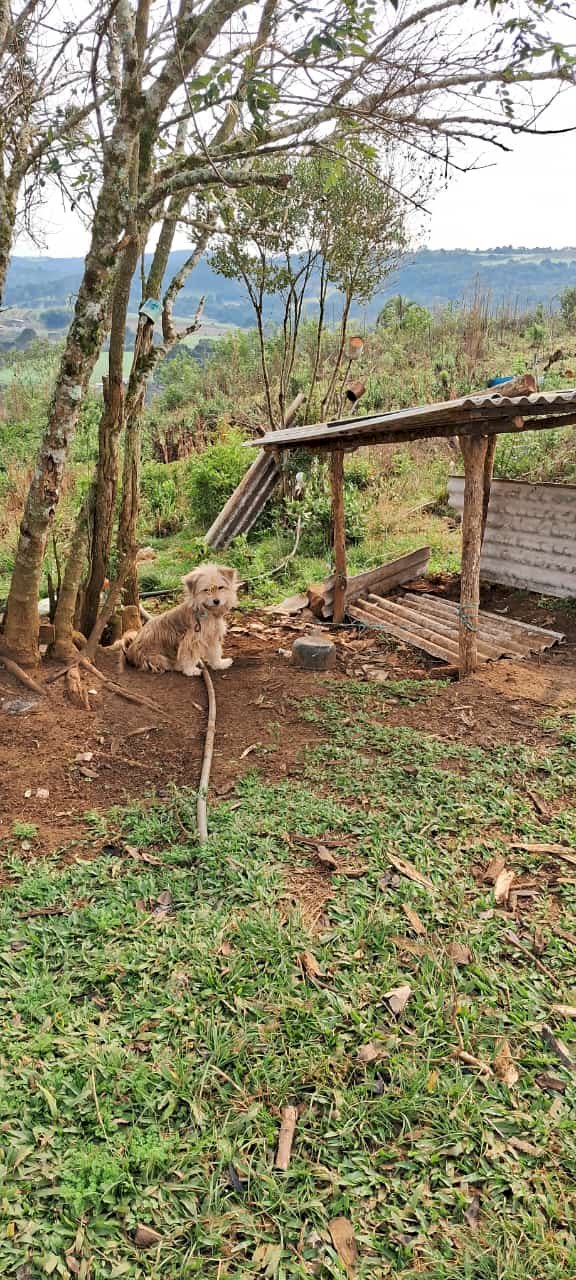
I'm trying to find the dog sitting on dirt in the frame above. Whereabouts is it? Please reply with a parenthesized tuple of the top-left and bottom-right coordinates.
(118, 563, 239, 677)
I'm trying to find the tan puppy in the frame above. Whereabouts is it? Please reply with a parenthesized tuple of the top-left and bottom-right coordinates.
(120, 564, 238, 677)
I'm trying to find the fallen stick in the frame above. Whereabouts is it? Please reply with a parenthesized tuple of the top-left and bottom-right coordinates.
(79, 659, 172, 719)
(197, 665, 216, 845)
(0, 651, 47, 698)
(275, 1105, 298, 1171)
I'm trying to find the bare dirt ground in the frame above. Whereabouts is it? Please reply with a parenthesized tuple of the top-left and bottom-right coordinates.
(1, 586, 574, 866)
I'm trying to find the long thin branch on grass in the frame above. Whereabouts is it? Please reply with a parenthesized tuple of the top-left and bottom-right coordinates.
(197, 664, 216, 845)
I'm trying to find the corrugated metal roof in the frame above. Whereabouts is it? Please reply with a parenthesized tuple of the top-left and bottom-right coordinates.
(448, 476, 576, 599)
(348, 592, 564, 663)
(205, 449, 280, 549)
(249, 389, 576, 452)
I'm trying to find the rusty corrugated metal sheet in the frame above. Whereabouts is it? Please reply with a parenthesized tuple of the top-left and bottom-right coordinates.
(448, 477, 576, 599)
(249, 389, 576, 453)
(205, 449, 280, 549)
(348, 592, 563, 663)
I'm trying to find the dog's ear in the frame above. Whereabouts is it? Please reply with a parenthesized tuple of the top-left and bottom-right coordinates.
(182, 567, 203, 598)
(219, 567, 239, 587)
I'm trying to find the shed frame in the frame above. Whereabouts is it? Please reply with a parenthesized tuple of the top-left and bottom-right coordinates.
(249, 389, 576, 677)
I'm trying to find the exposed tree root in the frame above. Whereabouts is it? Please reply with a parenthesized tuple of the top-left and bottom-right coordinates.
(0, 650, 47, 697)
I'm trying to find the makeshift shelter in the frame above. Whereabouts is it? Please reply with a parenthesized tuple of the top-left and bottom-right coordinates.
(250, 389, 576, 677)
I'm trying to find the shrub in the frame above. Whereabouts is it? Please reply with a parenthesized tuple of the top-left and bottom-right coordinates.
(140, 460, 186, 536)
(185, 430, 250, 529)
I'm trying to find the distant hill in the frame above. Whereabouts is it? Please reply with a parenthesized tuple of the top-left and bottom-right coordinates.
(5, 246, 576, 327)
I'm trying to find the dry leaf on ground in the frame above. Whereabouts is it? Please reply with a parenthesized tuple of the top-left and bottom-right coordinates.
(402, 904, 426, 936)
(357, 1042, 381, 1065)
(390, 936, 429, 957)
(134, 1225, 162, 1248)
(554, 926, 576, 947)
(299, 951, 323, 981)
(494, 868, 515, 906)
(385, 854, 434, 892)
(328, 1217, 358, 1276)
(507, 1136, 541, 1157)
(383, 983, 412, 1015)
(448, 942, 472, 965)
(494, 1040, 519, 1087)
(535, 1072, 566, 1094)
(541, 1025, 574, 1071)
(453, 1048, 493, 1077)
(483, 854, 506, 883)
(464, 1195, 481, 1230)
(551, 1003, 576, 1019)
(314, 845, 339, 870)
(510, 841, 576, 866)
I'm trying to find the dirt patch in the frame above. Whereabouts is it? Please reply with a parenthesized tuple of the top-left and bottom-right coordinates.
(1, 594, 573, 868)
(0, 629, 335, 863)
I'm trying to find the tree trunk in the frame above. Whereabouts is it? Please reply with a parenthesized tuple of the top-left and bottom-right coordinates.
(2, 131, 141, 663)
(0, 164, 20, 306)
(117, 320, 153, 606)
(2, 0, 153, 664)
(51, 488, 93, 660)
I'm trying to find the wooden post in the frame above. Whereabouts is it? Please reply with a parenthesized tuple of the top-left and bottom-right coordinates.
(458, 433, 491, 678)
(330, 449, 347, 624)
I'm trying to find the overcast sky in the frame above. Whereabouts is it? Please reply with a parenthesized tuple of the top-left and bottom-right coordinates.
(14, 17, 576, 259)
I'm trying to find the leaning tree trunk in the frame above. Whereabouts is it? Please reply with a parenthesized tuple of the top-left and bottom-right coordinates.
(2, 138, 140, 662)
(117, 321, 153, 606)
(1, 0, 152, 665)
(79, 226, 142, 636)
(116, 231, 209, 608)
(0, 162, 21, 307)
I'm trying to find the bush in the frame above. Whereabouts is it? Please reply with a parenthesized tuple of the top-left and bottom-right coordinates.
(185, 430, 250, 529)
(140, 460, 186, 536)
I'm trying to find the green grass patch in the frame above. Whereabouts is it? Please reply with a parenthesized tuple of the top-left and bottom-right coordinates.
(0, 687, 575, 1277)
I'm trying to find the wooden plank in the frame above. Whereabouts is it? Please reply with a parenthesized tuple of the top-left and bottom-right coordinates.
(365, 595, 504, 660)
(312, 547, 430, 619)
(330, 450, 347, 625)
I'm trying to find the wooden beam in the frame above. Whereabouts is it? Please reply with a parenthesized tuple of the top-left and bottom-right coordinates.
(330, 450, 347, 624)
(255, 411, 576, 455)
(458, 434, 491, 678)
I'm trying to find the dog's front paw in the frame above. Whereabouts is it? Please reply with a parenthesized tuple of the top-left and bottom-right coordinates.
(212, 657, 233, 670)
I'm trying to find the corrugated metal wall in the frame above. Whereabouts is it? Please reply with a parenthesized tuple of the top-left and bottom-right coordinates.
(205, 450, 280, 549)
(448, 477, 576, 598)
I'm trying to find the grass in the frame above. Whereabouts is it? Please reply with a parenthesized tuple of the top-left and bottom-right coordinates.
(0, 683, 575, 1278)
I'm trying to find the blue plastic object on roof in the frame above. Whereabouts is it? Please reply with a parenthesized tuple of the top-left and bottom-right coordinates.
(487, 375, 514, 387)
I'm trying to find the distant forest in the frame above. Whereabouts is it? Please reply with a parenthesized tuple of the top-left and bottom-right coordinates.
(5, 246, 576, 328)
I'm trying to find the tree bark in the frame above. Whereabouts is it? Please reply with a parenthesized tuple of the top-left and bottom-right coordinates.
(52, 486, 93, 660)
(2, 98, 146, 662)
(458, 434, 490, 678)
